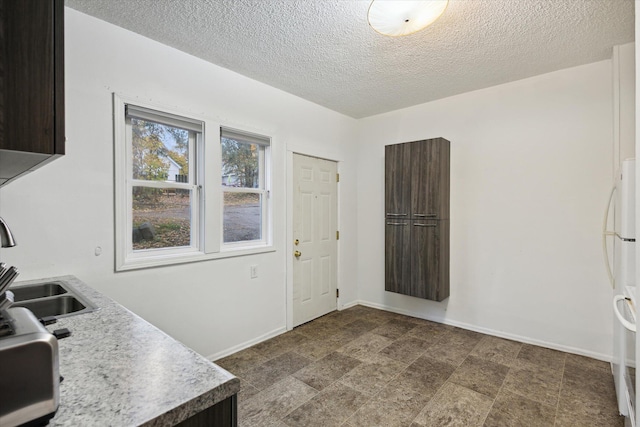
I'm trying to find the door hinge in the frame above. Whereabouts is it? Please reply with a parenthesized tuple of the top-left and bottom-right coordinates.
(336, 230, 340, 240)
(336, 289, 339, 298)
(336, 173, 340, 182)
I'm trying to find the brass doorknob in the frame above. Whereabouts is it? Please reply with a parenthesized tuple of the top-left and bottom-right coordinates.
(294, 251, 302, 258)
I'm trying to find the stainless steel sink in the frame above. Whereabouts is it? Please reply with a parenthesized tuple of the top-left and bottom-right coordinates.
(11, 283, 68, 302)
(9, 281, 97, 319)
(15, 296, 87, 318)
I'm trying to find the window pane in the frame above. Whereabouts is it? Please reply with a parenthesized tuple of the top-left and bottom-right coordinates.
(131, 118, 190, 183)
(223, 192, 262, 243)
(221, 137, 260, 189)
(132, 187, 192, 250)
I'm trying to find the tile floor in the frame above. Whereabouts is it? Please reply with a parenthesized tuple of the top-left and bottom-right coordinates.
(216, 305, 623, 427)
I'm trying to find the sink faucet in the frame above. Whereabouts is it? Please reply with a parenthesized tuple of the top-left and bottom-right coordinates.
(0, 217, 18, 310)
(0, 217, 17, 248)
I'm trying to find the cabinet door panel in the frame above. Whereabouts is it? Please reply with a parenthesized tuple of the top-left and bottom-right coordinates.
(385, 220, 411, 294)
(0, 0, 64, 155)
(385, 143, 411, 217)
(411, 220, 449, 301)
(410, 220, 438, 299)
(411, 139, 450, 220)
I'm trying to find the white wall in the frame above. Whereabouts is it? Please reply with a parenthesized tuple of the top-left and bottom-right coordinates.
(0, 8, 625, 362)
(356, 61, 615, 360)
(0, 9, 360, 359)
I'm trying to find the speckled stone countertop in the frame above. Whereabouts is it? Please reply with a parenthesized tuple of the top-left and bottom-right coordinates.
(11, 275, 239, 427)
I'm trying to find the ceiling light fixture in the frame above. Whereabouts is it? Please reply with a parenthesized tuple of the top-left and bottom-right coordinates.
(367, 0, 449, 37)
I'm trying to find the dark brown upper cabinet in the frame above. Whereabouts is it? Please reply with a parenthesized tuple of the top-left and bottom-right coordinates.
(385, 138, 450, 302)
(0, 0, 65, 186)
(385, 142, 411, 219)
(411, 139, 450, 220)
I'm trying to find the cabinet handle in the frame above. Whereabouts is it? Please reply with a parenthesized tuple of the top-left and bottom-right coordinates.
(386, 213, 408, 216)
(414, 214, 436, 217)
(414, 223, 436, 227)
(386, 222, 408, 226)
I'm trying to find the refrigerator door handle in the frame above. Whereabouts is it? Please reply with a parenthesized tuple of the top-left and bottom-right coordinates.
(613, 295, 636, 332)
(603, 185, 617, 288)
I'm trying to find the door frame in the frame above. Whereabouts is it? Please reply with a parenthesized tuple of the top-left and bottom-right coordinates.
(286, 149, 341, 331)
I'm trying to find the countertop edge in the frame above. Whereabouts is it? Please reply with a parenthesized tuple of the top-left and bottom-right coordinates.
(11, 275, 240, 427)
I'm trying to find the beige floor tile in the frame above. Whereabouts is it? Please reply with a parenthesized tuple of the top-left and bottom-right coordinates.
(558, 363, 620, 422)
(292, 351, 361, 391)
(325, 308, 367, 325)
(346, 381, 433, 427)
(370, 319, 417, 340)
(564, 353, 611, 374)
(412, 382, 492, 427)
(237, 378, 261, 402)
(516, 343, 566, 372)
(447, 327, 485, 344)
(243, 351, 312, 390)
(422, 330, 480, 366)
(397, 355, 457, 394)
(502, 359, 563, 406)
(357, 309, 403, 325)
(238, 376, 317, 427)
(252, 331, 310, 359)
(223, 306, 621, 427)
(561, 361, 618, 399)
(469, 335, 522, 366)
(379, 336, 434, 364)
(447, 355, 509, 398)
(554, 406, 624, 427)
(294, 337, 344, 361)
(483, 389, 556, 427)
(405, 321, 451, 342)
(283, 382, 368, 427)
(294, 320, 337, 339)
(216, 347, 269, 378)
(339, 353, 406, 396)
(336, 332, 394, 360)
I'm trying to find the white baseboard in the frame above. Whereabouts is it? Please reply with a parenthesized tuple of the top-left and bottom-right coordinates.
(206, 326, 287, 362)
(208, 301, 360, 361)
(208, 300, 611, 365)
(356, 300, 613, 363)
(339, 300, 359, 310)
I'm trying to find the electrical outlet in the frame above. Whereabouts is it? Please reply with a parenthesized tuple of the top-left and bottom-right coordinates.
(250, 265, 258, 279)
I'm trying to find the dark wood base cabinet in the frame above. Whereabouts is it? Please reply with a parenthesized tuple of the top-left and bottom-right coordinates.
(385, 138, 450, 302)
(176, 395, 237, 427)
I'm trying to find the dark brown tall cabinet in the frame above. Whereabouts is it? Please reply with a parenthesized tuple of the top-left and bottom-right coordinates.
(385, 138, 450, 301)
(0, 0, 65, 186)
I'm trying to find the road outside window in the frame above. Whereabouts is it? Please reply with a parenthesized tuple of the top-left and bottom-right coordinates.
(221, 129, 270, 245)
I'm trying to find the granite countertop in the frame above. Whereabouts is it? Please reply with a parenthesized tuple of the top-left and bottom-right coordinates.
(12, 275, 239, 427)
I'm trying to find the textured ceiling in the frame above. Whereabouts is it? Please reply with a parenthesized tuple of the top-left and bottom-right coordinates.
(64, 0, 634, 118)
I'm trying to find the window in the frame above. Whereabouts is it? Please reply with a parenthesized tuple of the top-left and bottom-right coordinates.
(114, 95, 273, 270)
(221, 128, 270, 246)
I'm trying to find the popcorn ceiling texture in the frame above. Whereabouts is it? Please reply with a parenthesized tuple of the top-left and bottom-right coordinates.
(65, 0, 634, 118)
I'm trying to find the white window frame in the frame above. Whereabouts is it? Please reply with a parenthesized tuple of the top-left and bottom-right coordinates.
(220, 127, 271, 250)
(113, 94, 274, 271)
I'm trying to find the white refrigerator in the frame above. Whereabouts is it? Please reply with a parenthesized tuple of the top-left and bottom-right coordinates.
(610, 158, 636, 426)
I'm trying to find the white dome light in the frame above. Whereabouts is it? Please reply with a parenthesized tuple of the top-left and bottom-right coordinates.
(367, 0, 449, 37)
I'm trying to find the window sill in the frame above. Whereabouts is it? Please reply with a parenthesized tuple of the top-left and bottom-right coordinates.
(116, 245, 276, 272)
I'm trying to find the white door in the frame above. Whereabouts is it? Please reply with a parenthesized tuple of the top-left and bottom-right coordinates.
(293, 154, 338, 327)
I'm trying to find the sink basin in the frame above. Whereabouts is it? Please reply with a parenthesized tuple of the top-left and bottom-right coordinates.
(11, 283, 68, 302)
(14, 296, 87, 318)
(9, 281, 97, 319)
